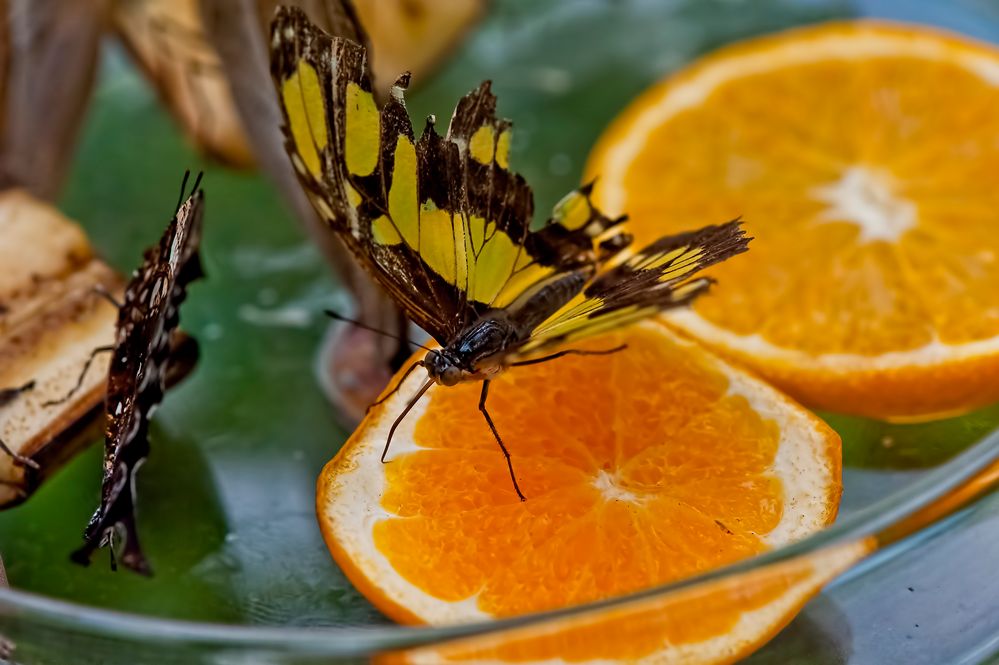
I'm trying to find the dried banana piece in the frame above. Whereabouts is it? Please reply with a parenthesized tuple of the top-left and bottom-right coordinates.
(0, 189, 122, 507)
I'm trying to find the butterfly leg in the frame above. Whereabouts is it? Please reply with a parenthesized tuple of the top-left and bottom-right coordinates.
(382, 378, 433, 463)
(367, 360, 426, 414)
(42, 345, 115, 408)
(0, 380, 35, 408)
(0, 438, 40, 471)
(0, 381, 41, 469)
(92, 284, 123, 309)
(478, 380, 526, 502)
(509, 344, 628, 368)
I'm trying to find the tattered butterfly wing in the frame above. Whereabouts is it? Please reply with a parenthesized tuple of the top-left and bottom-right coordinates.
(111, 0, 255, 168)
(0, 0, 106, 199)
(74, 183, 205, 574)
(513, 221, 751, 355)
(271, 7, 632, 344)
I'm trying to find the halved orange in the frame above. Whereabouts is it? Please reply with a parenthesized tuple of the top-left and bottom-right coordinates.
(318, 322, 842, 662)
(586, 21, 999, 421)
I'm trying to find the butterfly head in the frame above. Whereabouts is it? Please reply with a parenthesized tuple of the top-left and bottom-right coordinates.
(424, 350, 464, 387)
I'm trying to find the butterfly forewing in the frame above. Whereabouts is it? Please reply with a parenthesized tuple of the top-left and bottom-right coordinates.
(270, 6, 634, 345)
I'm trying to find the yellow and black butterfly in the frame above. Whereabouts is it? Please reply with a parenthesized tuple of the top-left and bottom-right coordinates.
(270, 5, 751, 500)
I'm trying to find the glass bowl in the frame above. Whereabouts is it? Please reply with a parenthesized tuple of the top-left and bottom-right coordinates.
(2, 0, 999, 662)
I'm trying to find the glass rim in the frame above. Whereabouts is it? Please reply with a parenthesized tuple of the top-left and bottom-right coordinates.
(1, 428, 996, 656)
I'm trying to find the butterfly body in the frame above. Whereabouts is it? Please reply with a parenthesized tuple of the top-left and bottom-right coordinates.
(271, 5, 752, 499)
(426, 316, 519, 385)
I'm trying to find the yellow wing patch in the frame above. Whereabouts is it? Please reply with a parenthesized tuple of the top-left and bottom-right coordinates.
(372, 215, 402, 245)
(388, 135, 419, 246)
(281, 60, 329, 178)
(419, 202, 468, 288)
(552, 189, 593, 231)
(469, 125, 496, 164)
(345, 182, 362, 209)
(344, 82, 380, 176)
(625, 245, 708, 282)
(520, 297, 646, 352)
(495, 129, 512, 169)
(492, 262, 554, 309)
(471, 238, 519, 303)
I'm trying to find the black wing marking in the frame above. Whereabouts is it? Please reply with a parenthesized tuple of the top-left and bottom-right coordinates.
(513, 220, 751, 355)
(72, 176, 205, 575)
(270, 6, 631, 344)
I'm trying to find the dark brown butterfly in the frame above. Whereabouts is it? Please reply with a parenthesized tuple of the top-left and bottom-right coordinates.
(271, 6, 751, 500)
(71, 173, 205, 574)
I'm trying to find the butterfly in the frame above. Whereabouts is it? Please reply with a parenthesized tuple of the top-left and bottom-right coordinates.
(270, 5, 751, 500)
(70, 173, 205, 574)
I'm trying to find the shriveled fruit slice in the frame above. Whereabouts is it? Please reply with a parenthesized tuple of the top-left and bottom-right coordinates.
(318, 322, 841, 662)
(586, 22, 999, 421)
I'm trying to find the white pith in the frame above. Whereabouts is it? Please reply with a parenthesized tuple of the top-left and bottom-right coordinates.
(592, 469, 643, 504)
(811, 166, 916, 242)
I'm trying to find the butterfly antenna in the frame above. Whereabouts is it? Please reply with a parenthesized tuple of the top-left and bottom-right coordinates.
(0, 380, 35, 408)
(324, 309, 433, 353)
(175, 170, 191, 213)
(0, 438, 40, 470)
(190, 171, 204, 196)
(382, 378, 433, 463)
(92, 285, 123, 310)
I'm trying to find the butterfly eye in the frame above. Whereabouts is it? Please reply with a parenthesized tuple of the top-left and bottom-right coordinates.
(425, 351, 461, 386)
(442, 365, 462, 387)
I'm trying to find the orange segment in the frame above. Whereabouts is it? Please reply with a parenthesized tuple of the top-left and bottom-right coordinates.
(318, 322, 841, 662)
(586, 21, 999, 420)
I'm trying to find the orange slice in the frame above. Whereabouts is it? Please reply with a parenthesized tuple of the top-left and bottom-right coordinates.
(395, 540, 873, 665)
(586, 21, 999, 421)
(318, 322, 842, 662)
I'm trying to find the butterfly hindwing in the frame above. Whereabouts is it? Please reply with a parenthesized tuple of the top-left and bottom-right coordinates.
(270, 6, 633, 344)
(514, 220, 751, 355)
